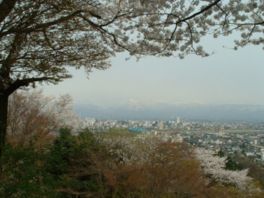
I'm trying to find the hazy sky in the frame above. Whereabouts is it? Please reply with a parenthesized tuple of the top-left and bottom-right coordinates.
(41, 36, 264, 107)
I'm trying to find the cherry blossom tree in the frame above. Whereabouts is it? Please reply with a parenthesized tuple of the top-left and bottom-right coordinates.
(195, 148, 253, 190)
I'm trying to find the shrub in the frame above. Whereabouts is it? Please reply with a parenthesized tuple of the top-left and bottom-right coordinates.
(0, 145, 56, 198)
(46, 128, 110, 197)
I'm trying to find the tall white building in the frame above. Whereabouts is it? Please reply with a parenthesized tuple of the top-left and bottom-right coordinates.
(176, 117, 181, 125)
(261, 148, 264, 161)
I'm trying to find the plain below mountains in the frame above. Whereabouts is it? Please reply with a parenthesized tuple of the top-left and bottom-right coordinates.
(75, 103, 264, 122)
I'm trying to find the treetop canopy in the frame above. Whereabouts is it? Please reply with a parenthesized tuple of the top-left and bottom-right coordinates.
(0, 0, 263, 94)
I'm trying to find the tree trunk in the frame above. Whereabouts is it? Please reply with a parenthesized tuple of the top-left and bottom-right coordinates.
(0, 93, 8, 157)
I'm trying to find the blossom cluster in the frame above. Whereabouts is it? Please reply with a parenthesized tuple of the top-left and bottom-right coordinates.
(195, 148, 252, 190)
(97, 132, 162, 165)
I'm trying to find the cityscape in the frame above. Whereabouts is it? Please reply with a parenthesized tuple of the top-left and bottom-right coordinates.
(81, 117, 264, 164)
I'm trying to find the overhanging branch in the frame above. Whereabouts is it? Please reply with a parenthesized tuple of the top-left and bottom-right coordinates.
(5, 76, 61, 95)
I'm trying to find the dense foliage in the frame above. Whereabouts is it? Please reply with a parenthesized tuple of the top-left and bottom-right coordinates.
(0, 127, 263, 198)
